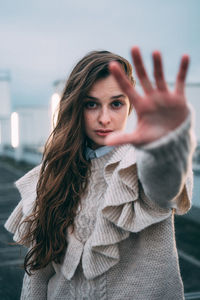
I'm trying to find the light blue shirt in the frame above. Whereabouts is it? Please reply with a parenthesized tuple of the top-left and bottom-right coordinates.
(85, 145, 115, 160)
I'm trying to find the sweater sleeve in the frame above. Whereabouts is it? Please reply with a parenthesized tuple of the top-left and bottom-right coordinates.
(135, 103, 197, 214)
(20, 264, 55, 300)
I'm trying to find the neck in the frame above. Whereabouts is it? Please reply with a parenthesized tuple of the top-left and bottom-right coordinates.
(86, 138, 104, 150)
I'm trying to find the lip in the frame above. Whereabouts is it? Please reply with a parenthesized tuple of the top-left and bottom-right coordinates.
(95, 129, 113, 136)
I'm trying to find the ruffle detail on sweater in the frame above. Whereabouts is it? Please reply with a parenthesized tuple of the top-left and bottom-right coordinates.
(54, 228, 84, 280)
(4, 164, 41, 245)
(15, 164, 41, 216)
(79, 144, 176, 280)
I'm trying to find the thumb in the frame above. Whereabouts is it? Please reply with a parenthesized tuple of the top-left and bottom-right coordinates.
(105, 131, 141, 146)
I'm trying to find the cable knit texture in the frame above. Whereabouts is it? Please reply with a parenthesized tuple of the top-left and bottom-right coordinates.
(4, 104, 197, 300)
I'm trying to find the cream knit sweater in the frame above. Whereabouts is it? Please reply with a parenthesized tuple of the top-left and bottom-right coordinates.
(5, 105, 196, 300)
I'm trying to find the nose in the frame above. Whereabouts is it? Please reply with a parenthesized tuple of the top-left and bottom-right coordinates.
(98, 107, 111, 126)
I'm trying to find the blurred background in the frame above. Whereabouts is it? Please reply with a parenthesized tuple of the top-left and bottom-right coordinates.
(0, 0, 200, 299)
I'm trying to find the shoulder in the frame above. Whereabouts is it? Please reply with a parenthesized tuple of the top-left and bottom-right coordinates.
(4, 164, 42, 244)
(15, 164, 42, 216)
(15, 164, 42, 190)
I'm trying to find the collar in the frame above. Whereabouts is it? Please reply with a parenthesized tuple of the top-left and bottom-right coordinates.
(85, 145, 115, 160)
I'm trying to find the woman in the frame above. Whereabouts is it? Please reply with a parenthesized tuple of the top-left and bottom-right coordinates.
(5, 47, 196, 299)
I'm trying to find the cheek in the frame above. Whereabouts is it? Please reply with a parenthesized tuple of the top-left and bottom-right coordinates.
(84, 111, 95, 130)
(115, 108, 129, 124)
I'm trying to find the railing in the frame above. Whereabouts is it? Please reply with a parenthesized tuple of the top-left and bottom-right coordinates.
(185, 292, 200, 299)
(0, 108, 51, 164)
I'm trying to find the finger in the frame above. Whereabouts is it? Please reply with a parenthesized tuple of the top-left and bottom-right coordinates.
(131, 46, 154, 94)
(105, 131, 139, 146)
(175, 54, 190, 95)
(109, 61, 141, 109)
(152, 51, 168, 91)
(105, 129, 147, 146)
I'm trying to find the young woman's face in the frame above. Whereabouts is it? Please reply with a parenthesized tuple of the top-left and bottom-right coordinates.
(83, 75, 130, 149)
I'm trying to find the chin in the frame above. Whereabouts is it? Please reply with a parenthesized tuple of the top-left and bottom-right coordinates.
(90, 138, 106, 149)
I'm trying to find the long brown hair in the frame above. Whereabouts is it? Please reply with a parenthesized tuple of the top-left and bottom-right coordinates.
(20, 50, 135, 274)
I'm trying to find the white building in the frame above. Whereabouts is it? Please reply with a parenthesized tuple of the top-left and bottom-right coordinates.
(0, 70, 52, 163)
(0, 71, 11, 154)
(0, 70, 11, 118)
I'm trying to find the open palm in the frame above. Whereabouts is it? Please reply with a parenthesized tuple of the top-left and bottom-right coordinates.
(105, 46, 190, 147)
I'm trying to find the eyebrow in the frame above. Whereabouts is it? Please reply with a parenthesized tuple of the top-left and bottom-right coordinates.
(85, 94, 126, 101)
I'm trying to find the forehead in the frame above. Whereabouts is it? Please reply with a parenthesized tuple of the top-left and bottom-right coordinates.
(88, 75, 124, 98)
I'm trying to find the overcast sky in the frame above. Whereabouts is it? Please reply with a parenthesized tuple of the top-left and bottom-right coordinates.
(0, 0, 200, 108)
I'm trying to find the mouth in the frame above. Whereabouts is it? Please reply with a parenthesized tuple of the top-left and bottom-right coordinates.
(95, 129, 113, 136)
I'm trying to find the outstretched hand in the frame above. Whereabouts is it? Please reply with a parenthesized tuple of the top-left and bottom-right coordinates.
(105, 46, 190, 147)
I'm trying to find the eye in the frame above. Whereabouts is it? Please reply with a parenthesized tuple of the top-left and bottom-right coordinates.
(84, 101, 97, 109)
(111, 100, 123, 109)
